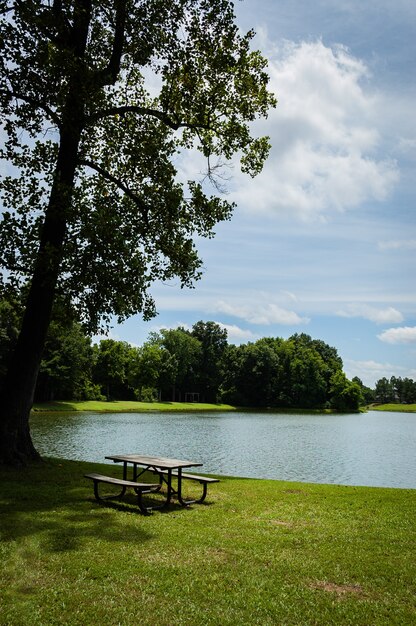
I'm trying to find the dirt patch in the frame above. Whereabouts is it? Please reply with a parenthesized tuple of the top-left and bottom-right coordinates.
(309, 580, 367, 599)
(269, 519, 294, 527)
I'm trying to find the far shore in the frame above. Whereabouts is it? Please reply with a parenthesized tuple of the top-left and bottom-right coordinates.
(31, 400, 415, 414)
(31, 400, 238, 413)
(369, 402, 416, 413)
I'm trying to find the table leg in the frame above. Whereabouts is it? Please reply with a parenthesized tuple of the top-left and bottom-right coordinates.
(177, 468, 184, 503)
(177, 469, 206, 506)
(118, 462, 127, 497)
(165, 468, 173, 505)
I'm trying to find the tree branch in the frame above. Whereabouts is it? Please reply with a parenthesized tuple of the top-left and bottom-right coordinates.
(69, 0, 92, 58)
(95, 0, 126, 87)
(78, 158, 149, 225)
(10, 89, 61, 128)
(86, 105, 211, 132)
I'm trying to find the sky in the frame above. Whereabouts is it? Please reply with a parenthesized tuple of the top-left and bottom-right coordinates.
(111, 0, 415, 388)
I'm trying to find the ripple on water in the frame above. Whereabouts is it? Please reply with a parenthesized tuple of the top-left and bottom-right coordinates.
(30, 410, 416, 488)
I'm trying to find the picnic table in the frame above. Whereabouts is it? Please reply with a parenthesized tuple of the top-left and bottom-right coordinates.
(84, 454, 219, 514)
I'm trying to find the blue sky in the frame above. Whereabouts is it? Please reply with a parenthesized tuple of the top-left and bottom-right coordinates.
(109, 0, 416, 388)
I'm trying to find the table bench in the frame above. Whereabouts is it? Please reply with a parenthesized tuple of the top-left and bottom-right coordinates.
(84, 473, 159, 514)
(155, 470, 220, 504)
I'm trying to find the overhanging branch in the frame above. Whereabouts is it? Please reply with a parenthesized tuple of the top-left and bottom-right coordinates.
(86, 105, 211, 132)
(95, 0, 126, 87)
(78, 158, 149, 225)
(10, 90, 61, 128)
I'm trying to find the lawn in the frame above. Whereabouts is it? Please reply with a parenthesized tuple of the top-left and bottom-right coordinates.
(32, 400, 237, 413)
(1, 458, 415, 625)
(371, 403, 416, 413)
(31, 400, 339, 414)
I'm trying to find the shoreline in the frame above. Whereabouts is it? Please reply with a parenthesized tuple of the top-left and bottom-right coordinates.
(2, 456, 415, 624)
(31, 400, 416, 414)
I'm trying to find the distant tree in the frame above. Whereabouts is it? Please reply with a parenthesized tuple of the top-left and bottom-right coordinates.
(92, 339, 135, 400)
(0, 0, 275, 464)
(152, 328, 201, 401)
(286, 335, 330, 408)
(127, 342, 176, 402)
(220, 334, 354, 409)
(236, 340, 282, 406)
(287, 334, 344, 406)
(352, 376, 375, 405)
(219, 343, 247, 406)
(330, 371, 362, 412)
(0, 294, 21, 383)
(401, 378, 416, 404)
(221, 338, 283, 407)
(1, 292, 100, 401)
(35, 320, 96, 401)
(374, 377, 394, 403)
(191, 321, 228, 402)
(375, 376, 416, 404)
(127, 344, 157, 401)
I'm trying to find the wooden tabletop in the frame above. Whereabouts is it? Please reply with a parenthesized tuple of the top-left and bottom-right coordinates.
(105, 454, 203, 470)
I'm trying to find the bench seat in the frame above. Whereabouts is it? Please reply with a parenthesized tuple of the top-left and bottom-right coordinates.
(84, 472, 159, 514)
(154, 469, 219, 503)
(170, 471, 219, 484)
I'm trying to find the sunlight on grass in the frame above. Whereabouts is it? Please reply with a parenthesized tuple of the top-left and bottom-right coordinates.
(371, 403, 416, 413)
(1, 458, 415, 625)
(32, 400, 237, 413)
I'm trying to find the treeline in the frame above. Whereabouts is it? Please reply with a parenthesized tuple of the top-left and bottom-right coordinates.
(1, 295, 380, 411)
(374, 376, 416, 404)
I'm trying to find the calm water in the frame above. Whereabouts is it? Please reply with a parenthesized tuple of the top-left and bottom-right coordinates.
(30, 410, 416, 489)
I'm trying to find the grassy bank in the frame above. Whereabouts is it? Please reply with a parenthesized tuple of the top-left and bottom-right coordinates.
(370, 403, 416, 413)
(1, 458, 415, 625)
(32, 400, 237, 413)
(32, 400, 341, 414)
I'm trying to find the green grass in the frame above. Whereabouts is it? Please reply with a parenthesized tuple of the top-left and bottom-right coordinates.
(1, 458, 415, 625)
(32, 400, 237, 413)
(31, 400, 341, 414)
(370, 403, 416, 413)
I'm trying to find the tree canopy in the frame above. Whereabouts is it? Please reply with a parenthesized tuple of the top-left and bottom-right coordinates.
(0, 0, 275, 329)
(0, 0, 276, 464)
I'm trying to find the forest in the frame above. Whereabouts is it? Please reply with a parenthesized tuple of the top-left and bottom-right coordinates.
(3, 295, 413, 412)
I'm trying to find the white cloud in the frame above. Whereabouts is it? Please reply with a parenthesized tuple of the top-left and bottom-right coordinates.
(214, 300, 309, 325)
(378, 326, 416, 344)
(216, 323, 258, 344)
(91, 330, 140, 348)
(344, 358, 415, 387)
(230, 40, 399, 221)
(337, 304, 404, 324)
(397, 137, 416, 154)
(91, 330, 119, 345)
(378, 239, 416, 251)
(150, 321, 193, 334)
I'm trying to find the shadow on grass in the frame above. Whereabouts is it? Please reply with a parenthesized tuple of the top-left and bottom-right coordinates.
(0, 458, 155, 553)
(32, 401, 82, 412)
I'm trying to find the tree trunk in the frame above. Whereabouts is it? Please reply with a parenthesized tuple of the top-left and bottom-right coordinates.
(0, 1, 93, 466)
(0, 130, 82, 465)
(0, 2, 96, 465)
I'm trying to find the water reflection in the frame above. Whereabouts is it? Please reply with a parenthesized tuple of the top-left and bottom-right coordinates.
(30, 410, 416, 488)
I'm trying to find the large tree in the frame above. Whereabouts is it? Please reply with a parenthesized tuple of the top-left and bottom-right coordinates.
(0, 0, 275, 464)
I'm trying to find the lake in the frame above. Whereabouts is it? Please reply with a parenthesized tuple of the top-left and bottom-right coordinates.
(30, 410, 416, 489)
